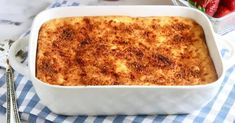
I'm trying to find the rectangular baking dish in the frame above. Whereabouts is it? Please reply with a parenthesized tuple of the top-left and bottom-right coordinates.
(9, 6, 227, 115)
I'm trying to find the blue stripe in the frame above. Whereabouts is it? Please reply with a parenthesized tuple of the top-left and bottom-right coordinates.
(24, 94, 40, 113)
(51, 2, 62, 8)
(17, 80, 33, 106)
(133, 115, 147, 123)
(153, 115, 167, 123)
(71, 2, 80, 6)
(28, 114, 37, 123)
(172, 114, 188, 123)
(0, 74, 6, 106)
(74, 116, 88, 123)
(193, 65, 235, 123)
(15, 74, 24, 88)
(113, 115, 126, 123)
(45, 120, 53, 123)
(193, 101, 214, 123)
(0, 106, 6, 114)
(0, 92, 6, 106)
(62, 0, 67, 4)
(0, 73, 5, 87)
(38, 107, 51, 118)
(94, 115, 107, 123)
(214, 85, 235, 122)
(221, 49, 229, 57)
(53, 115, 66, 123)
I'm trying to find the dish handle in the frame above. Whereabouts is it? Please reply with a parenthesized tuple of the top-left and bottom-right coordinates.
(9, 37, 29, 77)
(216, 35, 235, 70)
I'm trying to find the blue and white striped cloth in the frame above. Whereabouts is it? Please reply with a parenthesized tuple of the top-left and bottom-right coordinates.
(1, 0, 235, 122)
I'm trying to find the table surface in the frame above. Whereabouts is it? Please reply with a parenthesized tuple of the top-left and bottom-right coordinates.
(0, 0, 235, 122)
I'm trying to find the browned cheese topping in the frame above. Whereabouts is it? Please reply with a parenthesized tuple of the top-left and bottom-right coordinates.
(36, 16, 218, 86)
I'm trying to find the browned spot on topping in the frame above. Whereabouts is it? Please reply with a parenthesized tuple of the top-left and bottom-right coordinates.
(151, 24, 159, 29)
(100, 65, 110, 75)
(129, 62, 146, 72)
(143, 30, 157, 43)
(173, 18, 179, 22)
(172, 34, 192, 43)
(113, 23, 133, 33)
(191, 70, 200, 77)
(60, 27, 75, 40)
(125, 47, 144, 59)
(112, 72, 119, 78)
(152, 18, 160, 22)
(40, 59, 58, 74)
(80, 38, 91, 46)
(132, 23, 142, 30)
(83, 17, 93, 31)
(76, 57, 85, 66)
(135, 50, 144, 58)
(130, 74, 135, 80)
(152, 54, 172, 68)
(175, 65, 201, 79)
(108, 20, 113, 25)
(143, 30, 152, 37)
(113, 81, 120, 85)
(190, 66, 201, 77)
(96, 44, 107, 53)
(58, 50, 70, 58)
(116, 40, 128, 45)
(175, 68, 188, 79)
(80, 72, 87, 77)
(173, 35, 183, 42)
(43, 52, 50, 56)
(175, 73, 182, 79)
(172, 23, 190, 31)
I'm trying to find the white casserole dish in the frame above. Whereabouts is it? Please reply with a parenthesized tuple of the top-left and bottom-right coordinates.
(8, 6, 235, 115)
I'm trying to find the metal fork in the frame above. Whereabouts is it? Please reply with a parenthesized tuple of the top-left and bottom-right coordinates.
(6, 60, 21, 123)
(0, 40, 21, 123)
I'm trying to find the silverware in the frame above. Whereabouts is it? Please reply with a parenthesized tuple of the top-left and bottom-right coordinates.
(1, 39, 21, 123)
(6, 60, 21, 123)
(6, 60, 11, 123)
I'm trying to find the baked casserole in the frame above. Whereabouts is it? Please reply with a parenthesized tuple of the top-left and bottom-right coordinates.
(36, 16, 217, 86)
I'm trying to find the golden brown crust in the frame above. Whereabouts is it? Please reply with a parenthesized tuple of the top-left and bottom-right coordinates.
(36, 16, 218, 86)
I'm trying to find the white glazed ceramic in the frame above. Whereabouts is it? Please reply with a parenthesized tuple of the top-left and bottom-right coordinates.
(8, 6, 235, 115)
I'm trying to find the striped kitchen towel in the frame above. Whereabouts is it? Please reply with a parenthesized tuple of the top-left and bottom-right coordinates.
(1, 0, 235, 122)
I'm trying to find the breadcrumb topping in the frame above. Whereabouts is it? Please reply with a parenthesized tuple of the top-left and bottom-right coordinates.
(36, 16, 217, 86)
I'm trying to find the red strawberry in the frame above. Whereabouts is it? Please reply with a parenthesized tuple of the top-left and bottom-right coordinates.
(205, 0, 220, 16)
(221, 0, 235, 11)
(214, 5, 232, 18)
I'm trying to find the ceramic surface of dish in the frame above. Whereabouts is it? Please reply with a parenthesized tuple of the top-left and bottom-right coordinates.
(9, 6, 229, 115)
